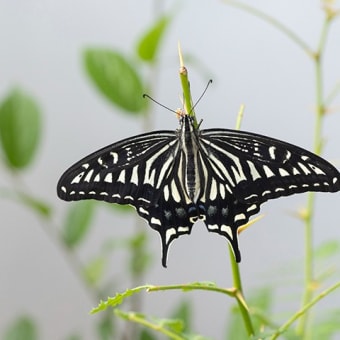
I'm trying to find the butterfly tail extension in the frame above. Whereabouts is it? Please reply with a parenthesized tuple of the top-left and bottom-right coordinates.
(201, 196, 261, 262)
(137, 200, 198, 267)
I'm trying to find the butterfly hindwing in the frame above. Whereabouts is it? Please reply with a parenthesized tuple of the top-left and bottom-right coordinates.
(136, 149, 201, 267)
(195, 150, 261, 261)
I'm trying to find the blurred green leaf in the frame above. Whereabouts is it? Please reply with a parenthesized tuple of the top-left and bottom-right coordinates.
(84, 49, 145, 113)
(115, 310, 184, 336)
(136, 15, 171, 62)
(65, 335, 82, 340)
(4, 316, 38, 340)
(0, 188, 51, 218)
(129, 231, 152, 275)
(170, 299, 192, 334)
(115, 310, 208, 340)
(91, 285, 148, 314)
(311, 309, 340, 339)
(249, 287, 273, 331)
(83, 256, 106, 286)
(18, 192, 52, 218)
(315, 240, 340, 259)
(226, 304, 248, 340)
(62, 201, 95, 248)
(226, 287, 273, 340)
(139, 329, 157, 340)
(97, 313, 115, 340)
(103, 200, 134, 213)
(160, 318, 184, 333)
(0, 89, 41, 169)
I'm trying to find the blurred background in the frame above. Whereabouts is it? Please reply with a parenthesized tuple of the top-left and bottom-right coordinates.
(1, 0, 340, 339)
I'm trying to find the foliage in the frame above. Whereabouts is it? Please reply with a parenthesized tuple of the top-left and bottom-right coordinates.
(1, 2, 340, 340)
(3, 316, 38, 340)
(0, 89, 41, 169)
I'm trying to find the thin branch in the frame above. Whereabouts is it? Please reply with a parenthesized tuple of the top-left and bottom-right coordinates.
(271, 281, 340, 339)
(224, 0, 314, 57)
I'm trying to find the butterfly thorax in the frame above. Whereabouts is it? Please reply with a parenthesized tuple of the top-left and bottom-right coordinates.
(178, 114, 202, 203)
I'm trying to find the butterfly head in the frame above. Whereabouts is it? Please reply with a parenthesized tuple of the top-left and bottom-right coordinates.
(176, 108, 195, 126)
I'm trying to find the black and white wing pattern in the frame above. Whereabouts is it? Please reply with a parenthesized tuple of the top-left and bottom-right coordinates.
(58, 129, 200, 267)
(57, 115, 340, 267)
(196, 128, 340, 262)
(58, 131, 178, 205)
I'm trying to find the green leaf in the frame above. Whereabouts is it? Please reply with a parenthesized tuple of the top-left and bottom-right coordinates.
(84, 49, 145, 113)
(97, 313, 115, 340)
(0, 188, 51, 218)
(139, 329, 157, 340)
(225, 304, 248, 340)
(170, 300, 192, 333)
(4, 316, 38, 340)
(115, 310, 208, 340)
(311, 309, 340, 339)
(0, 89, 41, 169)
(83, 256, 106, 286)
(226, 287, 273, 339)
(105, 201, 134, 214)
(115, 311, 184, 336)
(91, 285, 149, 314)
(136, 15, 171, 62)
(315, 240, 340, 259)
(160, 318, 184, 333)
(128, 231, 152, 276)
(18, 192, 52, 218)
(62, 201, 95, 248)
(65, 335, 82, 340)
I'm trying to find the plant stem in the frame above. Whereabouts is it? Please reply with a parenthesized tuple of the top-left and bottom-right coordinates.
(296, 14, 333, 337)
(223, 2, 339, 337)
(229, 247, 255, 336)
(116, 309, 185, 340)
(178, 53, 253, 335)
(271, 281, 340, 340)
(228, 104, 254, 336)
(224, 0, 314, 57)
(178, 43, 199, 128)
(148, 282, 236, 297)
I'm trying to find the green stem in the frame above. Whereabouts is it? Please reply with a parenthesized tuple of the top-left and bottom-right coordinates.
(115, 309, 184, 340)
(229, 104, 254, 336)
(178, 44, 199, 128)
(296, 14, 332, 337)
(229, 246, 255, 336)
(224, 0, 314, 57)
(223, 2, 338, 337)
(149, 280, 254, 331)
(271, 281, 340, 340)
(148, 282, 236, 297)
(180, 56, 253, 335)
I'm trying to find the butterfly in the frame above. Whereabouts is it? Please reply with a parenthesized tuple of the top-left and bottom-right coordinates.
(57, 110, 340, 267)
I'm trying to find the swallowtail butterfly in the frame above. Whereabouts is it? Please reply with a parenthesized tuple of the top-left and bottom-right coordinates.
(57, 110, 340, 267)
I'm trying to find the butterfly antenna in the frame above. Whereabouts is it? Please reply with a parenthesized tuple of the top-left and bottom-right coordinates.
(190, 79, 213, 114)
(143, 94, 177, 114)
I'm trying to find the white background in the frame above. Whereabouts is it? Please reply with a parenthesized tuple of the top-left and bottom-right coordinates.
(1, 0, 340, 339)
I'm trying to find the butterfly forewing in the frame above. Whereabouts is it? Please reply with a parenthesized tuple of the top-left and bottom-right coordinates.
(57, 130, 177, 206)
(200, 129, 340, 203)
